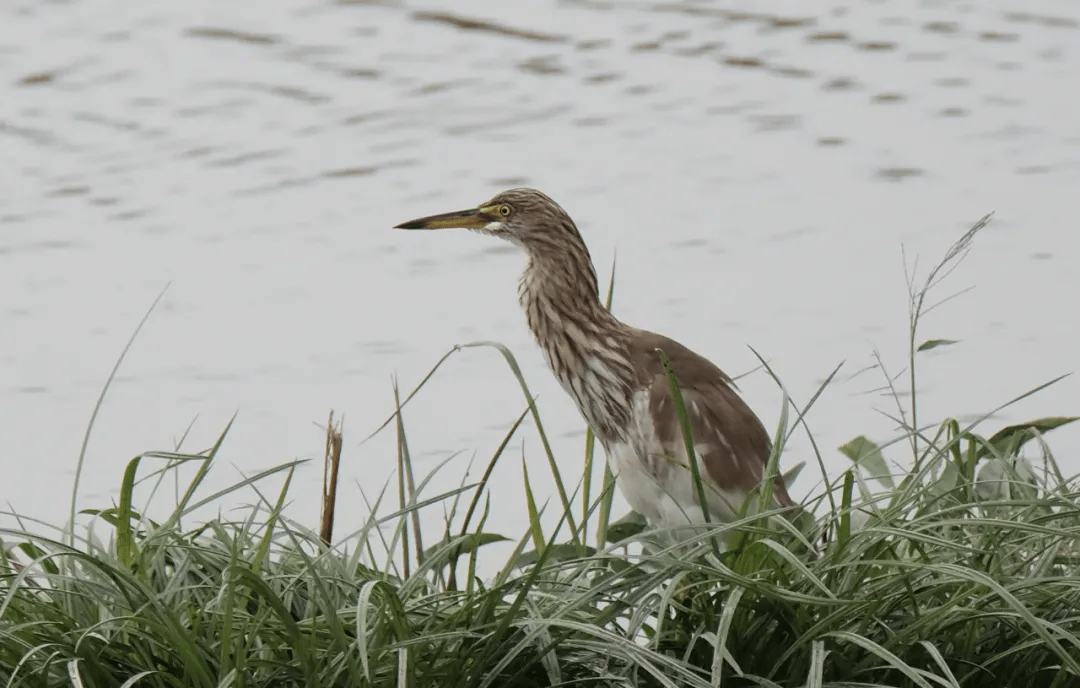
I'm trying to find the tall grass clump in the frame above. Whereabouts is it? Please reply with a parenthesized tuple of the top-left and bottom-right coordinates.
(2, 214, 1079, 688)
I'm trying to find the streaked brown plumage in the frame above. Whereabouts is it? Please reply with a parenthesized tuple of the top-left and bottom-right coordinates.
(395, 188, 796, 530)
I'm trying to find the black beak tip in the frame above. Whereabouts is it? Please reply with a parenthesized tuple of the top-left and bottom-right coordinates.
(394, 219, 424, 230)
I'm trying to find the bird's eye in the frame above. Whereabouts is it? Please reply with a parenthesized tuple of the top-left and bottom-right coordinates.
(499, 205, 511, 217)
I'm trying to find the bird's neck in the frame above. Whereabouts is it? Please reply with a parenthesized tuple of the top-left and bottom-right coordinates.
(517, 246, 636, 444)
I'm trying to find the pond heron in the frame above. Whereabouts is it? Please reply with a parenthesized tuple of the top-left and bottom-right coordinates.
(395, 188, 797, 532)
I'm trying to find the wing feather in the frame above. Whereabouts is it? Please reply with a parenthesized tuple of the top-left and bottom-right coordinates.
(630, 329, 796, 508)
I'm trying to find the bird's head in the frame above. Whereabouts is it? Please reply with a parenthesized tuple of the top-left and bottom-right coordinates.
(394, 187, 575, 248)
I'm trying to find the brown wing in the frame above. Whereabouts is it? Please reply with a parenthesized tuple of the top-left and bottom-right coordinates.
(628, 329, 796, 507)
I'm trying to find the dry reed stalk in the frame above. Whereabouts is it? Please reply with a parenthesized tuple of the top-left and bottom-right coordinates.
(320, 410, 344, 545)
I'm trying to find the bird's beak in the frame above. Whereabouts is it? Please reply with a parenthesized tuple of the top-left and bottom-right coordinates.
(394, 207, 491, 230)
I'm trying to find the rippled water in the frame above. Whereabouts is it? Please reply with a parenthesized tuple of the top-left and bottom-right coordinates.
(3, 0, 1078, 537)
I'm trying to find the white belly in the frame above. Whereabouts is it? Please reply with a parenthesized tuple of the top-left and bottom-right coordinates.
(606, 440, 710, 526)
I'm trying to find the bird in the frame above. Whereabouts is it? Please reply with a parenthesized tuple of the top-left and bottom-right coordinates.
(394, 188, 797, 535)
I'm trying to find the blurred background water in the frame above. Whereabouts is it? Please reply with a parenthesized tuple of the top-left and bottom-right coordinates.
(2, 0, 1077, 542)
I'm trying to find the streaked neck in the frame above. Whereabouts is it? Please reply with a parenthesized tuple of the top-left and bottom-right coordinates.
(517, 240, 635, 443)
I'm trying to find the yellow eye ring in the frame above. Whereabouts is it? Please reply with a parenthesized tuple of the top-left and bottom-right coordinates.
(499, 205, 511, 216)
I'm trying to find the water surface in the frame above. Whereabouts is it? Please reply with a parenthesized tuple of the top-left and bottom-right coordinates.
(2, 0, 1078, 538)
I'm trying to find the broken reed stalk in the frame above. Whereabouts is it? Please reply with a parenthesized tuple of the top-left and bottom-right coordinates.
(320, 410, 344, 546)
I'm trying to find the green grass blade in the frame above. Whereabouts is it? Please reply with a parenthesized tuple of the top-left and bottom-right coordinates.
(711, 586, 744, 687)
(70, 284, 168, 545)
(806, 640, 826, 688)
(252, 464, 294, 575)
(595, 460, 617, 548)
(521, 456, 546, 554)
(116, 455, 144, 569)
(827, 630, 935, 688)
(458, 340, 580, 544)
(657, 348, 719, 557)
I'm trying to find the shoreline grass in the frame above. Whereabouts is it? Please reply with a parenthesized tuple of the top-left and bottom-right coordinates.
(3, 216, 1080, 687)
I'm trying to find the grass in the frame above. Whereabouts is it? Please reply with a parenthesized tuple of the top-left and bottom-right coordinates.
(3, 215, 1080, 687)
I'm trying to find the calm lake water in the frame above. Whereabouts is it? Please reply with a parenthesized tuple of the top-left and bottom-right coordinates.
(2, 0, 1078, 542)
